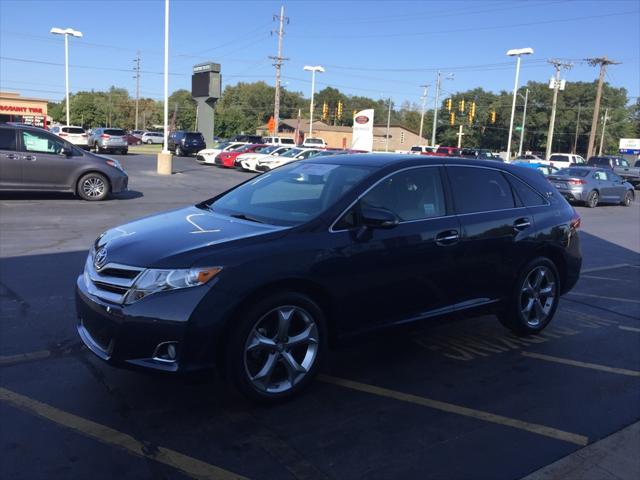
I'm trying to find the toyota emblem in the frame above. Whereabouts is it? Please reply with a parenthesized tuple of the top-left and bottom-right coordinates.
(94, 247, 108, 270)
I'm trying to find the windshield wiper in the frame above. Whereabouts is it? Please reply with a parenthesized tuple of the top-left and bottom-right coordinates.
(230, 213, 264, 224)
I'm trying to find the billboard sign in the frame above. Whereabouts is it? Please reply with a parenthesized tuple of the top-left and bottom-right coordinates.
(351, 109, 374, 152)
(619, 138, 640, 154)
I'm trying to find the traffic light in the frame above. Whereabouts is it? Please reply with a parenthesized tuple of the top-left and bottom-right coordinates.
(322, 102, 329, 121)
(446, 98, 452, 111)
(450, 112, 455, 126)
(337, 101, 343, 119)
(490, 110, 496, 124)
(459, 99, 465, 113)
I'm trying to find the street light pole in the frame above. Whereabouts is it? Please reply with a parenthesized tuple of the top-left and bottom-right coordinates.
(303, 65, 324, 138)
(385, 97, 392, 152)
(506, 48, 533, 162)
(157, 0, 172, 175)
(50, 27, 83, 126)
(418, 84, 429, 145)
(598, 108, 609, 156)
(517, 88, 529, 157)
(431, 72, 453, 147)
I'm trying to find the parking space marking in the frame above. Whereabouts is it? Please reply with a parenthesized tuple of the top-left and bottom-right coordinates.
(318, 375, 589, 446)
(0, 350, 51, 367)
(580, 264, 633, 274)
(566, 292, 640, 304)
(0, 387, 248, 480)
(581, 275, 624, 281)
(619, 326, 640, 333)
(521, 352, 640, 377)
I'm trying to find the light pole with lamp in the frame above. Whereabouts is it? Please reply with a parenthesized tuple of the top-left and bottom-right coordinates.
(506, 47, 533, 162)
(157, 0, 172, 175)
(50, 27, 82, 126)
(303, 65, 324, 137)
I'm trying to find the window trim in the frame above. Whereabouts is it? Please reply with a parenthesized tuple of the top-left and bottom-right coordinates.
(329, 164, 449, 233)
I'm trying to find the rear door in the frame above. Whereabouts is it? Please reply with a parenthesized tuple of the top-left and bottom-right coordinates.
(0, 127, 21, 187)
(445, 165, 537, 307)
(19, 129, 77, 189)
(605, 171, 627, 201)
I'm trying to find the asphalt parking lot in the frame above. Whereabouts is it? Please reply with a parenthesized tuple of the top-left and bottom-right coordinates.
(1, 153, 639, 480)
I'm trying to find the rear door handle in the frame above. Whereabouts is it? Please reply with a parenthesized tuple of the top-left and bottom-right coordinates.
(23, 155, 37, 161)
(513, 218, 531, 230)
(5, 153, 18, 160)
(435, 230, 460, 246)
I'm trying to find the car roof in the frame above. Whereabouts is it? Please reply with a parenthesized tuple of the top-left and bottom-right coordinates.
(301, 153, 518, 170)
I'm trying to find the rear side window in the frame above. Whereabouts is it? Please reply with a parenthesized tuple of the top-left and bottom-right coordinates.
(281, 138, 295, 144)
(62, 127, 85, 134)
(447, 166, 515, 214)
(549, 155, 569, 162)
(0, 129, 16, 150)
(507, 175, 547, 207)
(104, 129, 125, 136)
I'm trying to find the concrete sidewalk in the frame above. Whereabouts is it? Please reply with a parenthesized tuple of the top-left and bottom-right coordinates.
(522, 422, 640, 480)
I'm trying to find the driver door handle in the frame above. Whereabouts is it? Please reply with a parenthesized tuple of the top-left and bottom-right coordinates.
(23, 155, 37, 161)
(435, 230, 460, 246)
(513, 218, 531, 230)
(5, 153, 19, 160)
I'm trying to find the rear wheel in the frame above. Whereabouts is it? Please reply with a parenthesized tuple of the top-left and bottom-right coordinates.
(176, 146, 183, 156)
(621, 190, 633, 206)
(498, 257, 559, 335)
(94, 143, 101, 153)
(146, 139, 153, 145)
(586, 190, 599, 208)
(224, 292, 326, 403)
(77, 172, 109, 201)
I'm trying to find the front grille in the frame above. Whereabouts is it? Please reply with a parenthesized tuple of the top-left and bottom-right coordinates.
(84, 252, 143, 304)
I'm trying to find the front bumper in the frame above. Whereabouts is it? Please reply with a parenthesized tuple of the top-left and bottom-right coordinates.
(110, 173, 129, 193)
(75, 274, 231, 373)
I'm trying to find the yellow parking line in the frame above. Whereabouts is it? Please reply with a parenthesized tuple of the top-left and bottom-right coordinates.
(0, 350, 51, 367)
(0, 387, 247, 480)
(522, 352, 640, 377)
(619, 326, 640, 333)
(566, 292, 640, 304)
(318, 375, 588, 446)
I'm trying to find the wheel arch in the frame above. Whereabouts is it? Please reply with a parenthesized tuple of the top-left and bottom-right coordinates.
(535, 246, 567, 294)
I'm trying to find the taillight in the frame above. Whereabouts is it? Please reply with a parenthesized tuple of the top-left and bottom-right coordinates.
(567, 179, 586, 185)
(101, 134, 110, 139)
(570, 209, 581, 230)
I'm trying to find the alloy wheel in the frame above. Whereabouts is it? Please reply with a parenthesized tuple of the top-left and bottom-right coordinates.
(244, 305, 319, 394)
(82, 176, 105, 198)
(520, 266, 556, 327)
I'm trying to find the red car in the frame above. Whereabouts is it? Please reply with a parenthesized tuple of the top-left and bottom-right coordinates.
(431, 146, 457, 156)
(215, 143, 267, 168)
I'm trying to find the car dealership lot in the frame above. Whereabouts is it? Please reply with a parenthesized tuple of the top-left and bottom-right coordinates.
(1, 154, 639, 480)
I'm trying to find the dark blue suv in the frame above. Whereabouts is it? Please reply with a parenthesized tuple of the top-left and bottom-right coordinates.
(168, 131, 206, 157)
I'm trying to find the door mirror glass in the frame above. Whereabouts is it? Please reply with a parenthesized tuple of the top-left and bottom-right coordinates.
(360, 206, 399, 229)
(61, 146, 74, 157)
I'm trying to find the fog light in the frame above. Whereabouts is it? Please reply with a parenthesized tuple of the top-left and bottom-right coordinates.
(153, 341, 178, 363)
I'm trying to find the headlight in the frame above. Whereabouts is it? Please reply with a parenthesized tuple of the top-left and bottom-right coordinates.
(124, 266, 222, 304)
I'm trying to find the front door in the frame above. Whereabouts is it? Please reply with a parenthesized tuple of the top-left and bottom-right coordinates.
(336, 166, 461, 333)
(0, 127, 21, 188)
(19, 129, 77, 189)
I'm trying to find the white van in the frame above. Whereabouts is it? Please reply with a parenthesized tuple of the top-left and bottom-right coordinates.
(263, 136, 296, 146)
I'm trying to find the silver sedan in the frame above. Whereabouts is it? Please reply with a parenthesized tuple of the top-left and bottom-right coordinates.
(548, 167, 635, 208)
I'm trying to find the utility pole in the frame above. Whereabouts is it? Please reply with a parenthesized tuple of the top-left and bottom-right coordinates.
(431, 71, 453, 146)
(572, 103, 581, 154)
(545, 59, 572, 160)
(517, 88, 529, 157)
(456, 124, 465, 148)
(585, 57, 619, 159)
(418, 83, 429, 145)
(133, 50, 141, 130)
(385, 97, 392, 152)
(598, 108, 609, 156)
(269, 6, 289, 137)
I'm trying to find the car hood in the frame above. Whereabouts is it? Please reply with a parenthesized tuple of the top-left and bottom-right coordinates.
(95, 206, 288, 268)
(197, 148, 222, 156)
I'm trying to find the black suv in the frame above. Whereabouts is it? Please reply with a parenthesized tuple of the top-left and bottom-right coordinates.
(0, 124, 128, 201)
(76, 155, 581, 401)
(168, 131, 206, 156)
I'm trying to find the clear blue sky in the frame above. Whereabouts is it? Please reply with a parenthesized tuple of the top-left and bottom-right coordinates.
(1, 0, 638, 109)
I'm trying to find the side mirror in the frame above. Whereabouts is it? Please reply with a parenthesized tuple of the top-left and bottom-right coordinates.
(360, 206, 399, 229)
(61, 146, 74, 157)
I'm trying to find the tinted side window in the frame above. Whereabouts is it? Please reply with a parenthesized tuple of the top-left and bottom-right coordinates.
(361, 167, 446, 221)
(21, 130, 65, 155)
(0, 129, 17, 150)
(507, 174, 547, 207)
(448, 166, 515, 214)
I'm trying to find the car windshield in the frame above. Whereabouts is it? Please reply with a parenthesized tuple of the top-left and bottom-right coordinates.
(185, 133, 203, 141)
(556, 168, 590, 177)
(62, 127, 85, 134)
(549, 155, 569, 162)
(280, 148, 305, 158)
(207, 162, 374, 226)
(104, 129, 125, 136)
(258, 145, 279, 154)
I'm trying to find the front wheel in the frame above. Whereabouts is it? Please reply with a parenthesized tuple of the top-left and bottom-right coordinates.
(175, 146, 182, 156)
(621, 190, 633, 206)
(77, 172, 109, 201)
(498, 257, 560, 336)
(224, 292, 326, 403)
(586, 190, 599, 208)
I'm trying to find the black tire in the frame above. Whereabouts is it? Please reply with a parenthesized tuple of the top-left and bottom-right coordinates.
(621, 190, 633, 206)
(223, 291, 327, 403)
(497, 257, 560, 336)
(146, 139, 153, 145)
(77, 172, 109, 201)
(585, 190, 599, 208)
(120, 149, 128, 155)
